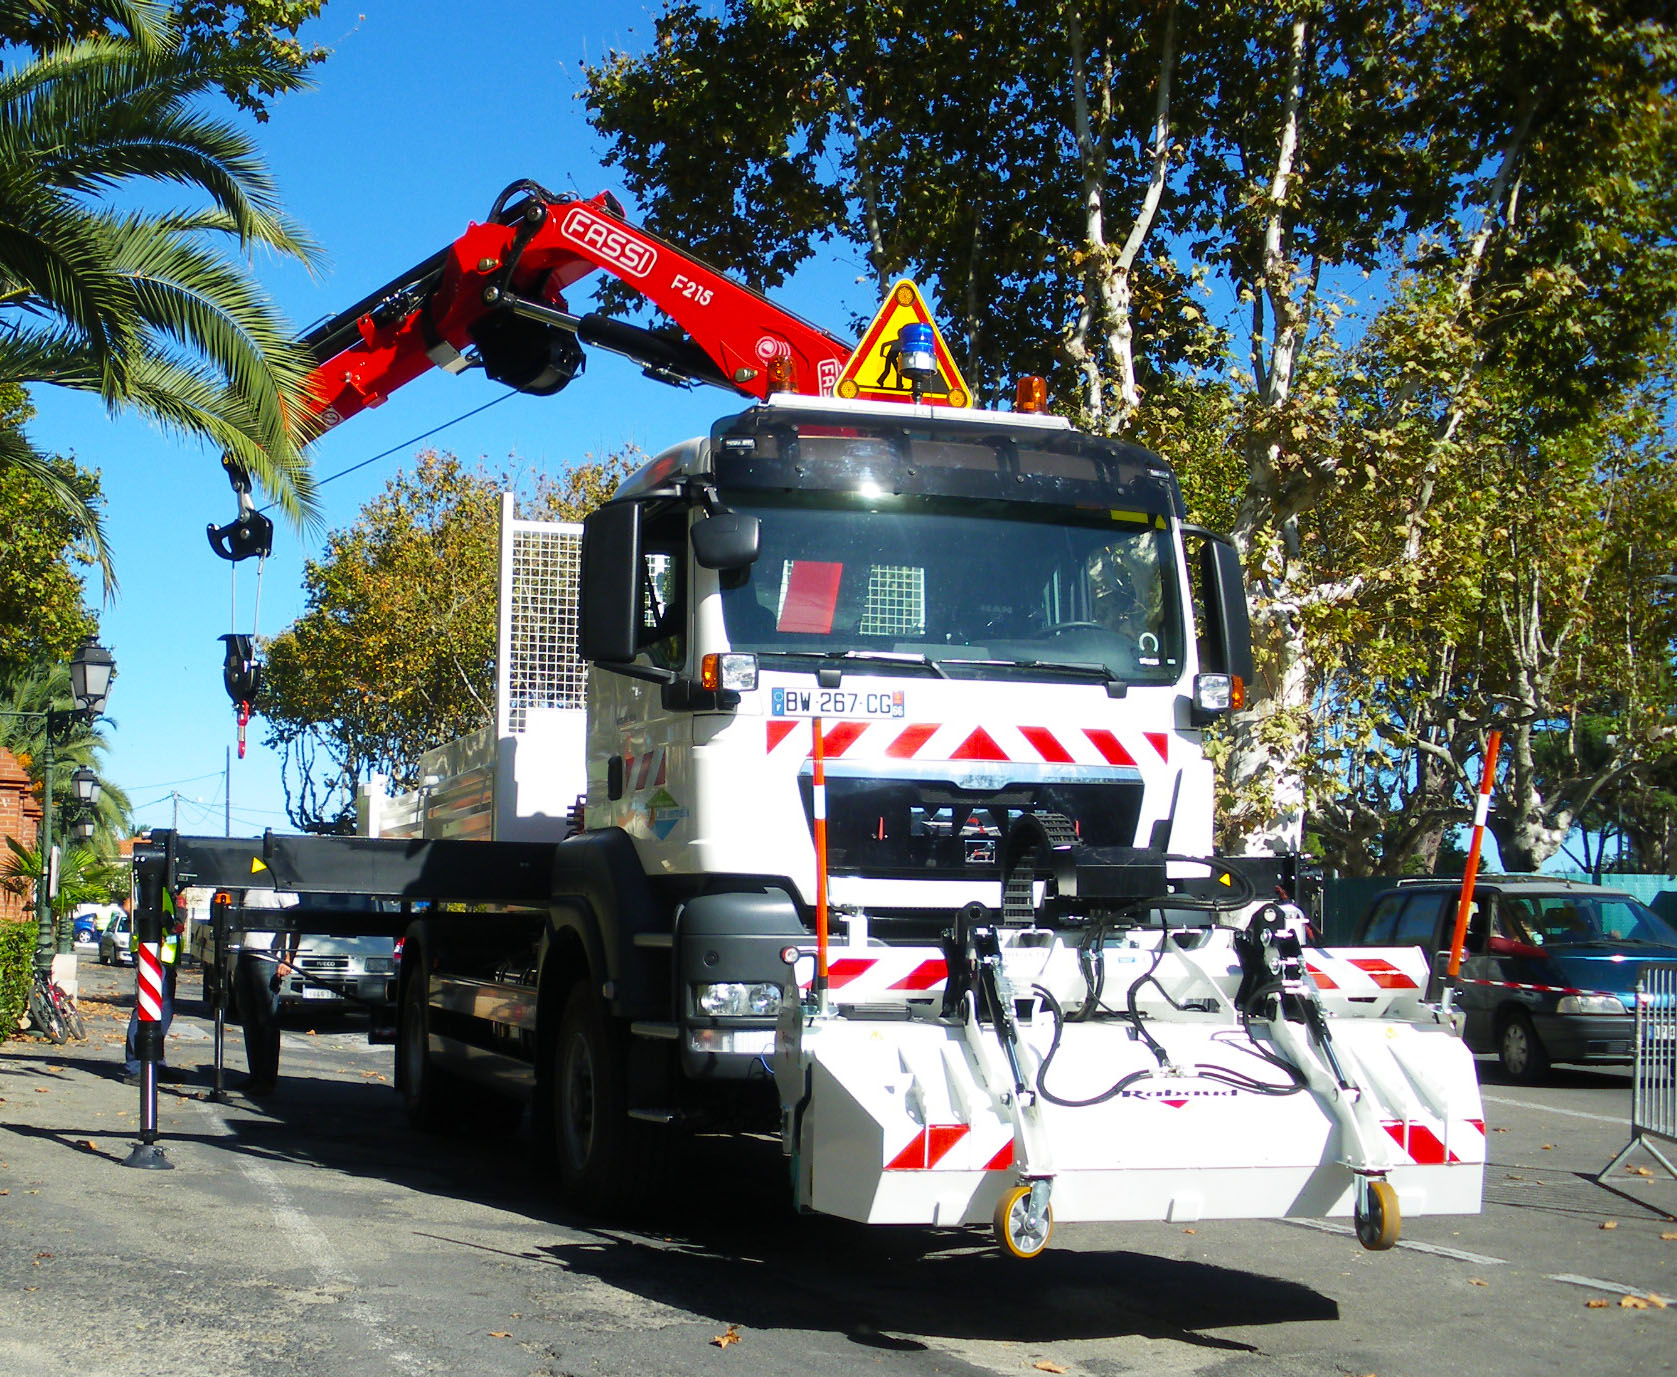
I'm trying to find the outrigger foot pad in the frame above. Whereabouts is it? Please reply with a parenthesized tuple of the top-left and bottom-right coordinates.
(122, 1142, 175, 1171)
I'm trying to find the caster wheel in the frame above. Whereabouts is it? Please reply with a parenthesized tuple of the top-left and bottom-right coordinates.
(993, 1183, 1053, 1259)
(1355, 1178, 1401, 1251)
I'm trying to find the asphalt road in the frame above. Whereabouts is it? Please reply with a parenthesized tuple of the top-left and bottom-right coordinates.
(2, 956, 1673, 1377)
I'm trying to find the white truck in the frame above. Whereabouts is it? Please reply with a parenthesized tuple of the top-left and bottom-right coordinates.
(168, 179, 1483, 1258)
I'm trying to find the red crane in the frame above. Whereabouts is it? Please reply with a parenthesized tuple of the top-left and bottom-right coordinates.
(299, 179, 853, 432)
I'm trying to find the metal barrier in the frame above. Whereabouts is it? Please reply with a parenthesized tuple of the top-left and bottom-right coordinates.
(1599, 962, 1677, 1182)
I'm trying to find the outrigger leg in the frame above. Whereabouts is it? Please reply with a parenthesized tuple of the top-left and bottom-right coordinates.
(1236, 906, 1403, 1251)
(963, 921, 1056, 1258)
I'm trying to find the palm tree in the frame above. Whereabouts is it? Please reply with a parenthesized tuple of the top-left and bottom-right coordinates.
(0, 836, 128, 935)
(0, 8, 325, 573)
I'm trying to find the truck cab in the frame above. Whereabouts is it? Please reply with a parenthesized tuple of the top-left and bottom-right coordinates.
(562, 393, 1253, 1079)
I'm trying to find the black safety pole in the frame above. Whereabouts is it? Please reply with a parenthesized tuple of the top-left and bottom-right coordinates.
(123, 842, 173, 1169)
(207, 889, 230, 1102)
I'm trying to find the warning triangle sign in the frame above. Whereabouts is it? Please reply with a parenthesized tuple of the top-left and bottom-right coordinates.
(835, 280, 972, 408)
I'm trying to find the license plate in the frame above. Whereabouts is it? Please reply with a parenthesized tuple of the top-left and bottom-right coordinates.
(770, 686, 905, 719)
(302, 986, 338, 1000)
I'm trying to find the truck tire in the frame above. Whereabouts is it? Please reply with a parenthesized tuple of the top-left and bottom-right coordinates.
(399, 971, 469, 1132)
(550, 981, 661, 1212)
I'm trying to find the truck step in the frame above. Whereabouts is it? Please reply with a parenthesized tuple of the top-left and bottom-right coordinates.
(630, 1020, 680, 1041)
(632, 932, 674, 950)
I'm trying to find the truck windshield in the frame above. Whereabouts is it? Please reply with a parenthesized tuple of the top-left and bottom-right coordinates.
(718, 493, 1186, 684)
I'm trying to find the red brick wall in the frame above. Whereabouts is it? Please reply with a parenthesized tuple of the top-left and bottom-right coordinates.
(0, 748, 41, 926)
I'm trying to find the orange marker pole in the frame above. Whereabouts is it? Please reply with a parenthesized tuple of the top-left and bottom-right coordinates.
(1444, 730, 1501, 1012)
(812, 716, 830, 1013)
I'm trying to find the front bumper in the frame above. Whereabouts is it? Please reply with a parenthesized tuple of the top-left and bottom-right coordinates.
(1533, 1012, 1636, 1065)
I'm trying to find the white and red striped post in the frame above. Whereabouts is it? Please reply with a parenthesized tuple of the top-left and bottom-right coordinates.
(812, 716, 830, 1013)
(1443, 730, 1502, 1016)
(123, 845, 173, 1169)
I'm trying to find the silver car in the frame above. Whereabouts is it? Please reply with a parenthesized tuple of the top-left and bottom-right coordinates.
(98, 912, 133, 966)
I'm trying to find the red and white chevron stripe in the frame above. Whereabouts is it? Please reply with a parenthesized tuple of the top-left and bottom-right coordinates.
(1381, 1117, 1486, 1166)
(1305, 950, 1427, 994)
(884, 1122, 1016, 1173)
(766, 719, 1171, 766)
(801, 952, 949, 999)
(135, 942, 164, 1022)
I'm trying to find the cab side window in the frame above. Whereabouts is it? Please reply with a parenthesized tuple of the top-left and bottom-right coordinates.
(637, 508, 686, 671)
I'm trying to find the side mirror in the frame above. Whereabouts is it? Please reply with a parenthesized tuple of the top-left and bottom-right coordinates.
(579, 503, 643, 663)
(1190, 531, 1255, 687)
(692, 511, 760, 571)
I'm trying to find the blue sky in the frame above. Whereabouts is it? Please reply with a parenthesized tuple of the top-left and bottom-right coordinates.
(24, 0, 884, 837)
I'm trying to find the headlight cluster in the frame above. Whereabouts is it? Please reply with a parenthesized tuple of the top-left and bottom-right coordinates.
(695, 981, 783, 1018)
(1556, 994, 1628, 1015)
(364, 957, 395, 974)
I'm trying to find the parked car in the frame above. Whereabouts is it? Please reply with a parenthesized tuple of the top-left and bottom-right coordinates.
(1350, 876, 1677, 1082)
(99, 911, 133, 966)
(72, 903, 122, 949)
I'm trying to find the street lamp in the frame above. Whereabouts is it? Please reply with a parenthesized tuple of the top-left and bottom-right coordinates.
(0, 637, 117, 969)
(71, 765, 101, 807)
(69, 639, 115, 718)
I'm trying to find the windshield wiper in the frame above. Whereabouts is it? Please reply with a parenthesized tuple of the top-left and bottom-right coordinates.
(751, 649, 949, 678)
(951, 656, 1125, 683)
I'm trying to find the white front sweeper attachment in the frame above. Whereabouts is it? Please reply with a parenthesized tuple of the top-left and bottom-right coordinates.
(773, 908, 1483, 1258)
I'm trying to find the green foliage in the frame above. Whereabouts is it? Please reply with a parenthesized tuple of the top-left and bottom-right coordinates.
(0, 838, 128, 944)
(0, 916, 32, 1041)
(260, 450, 639, 828)
(0, 9, 325, 534)
(0, 387, 99, 666)
(584, 0, 1218, 411)
(0, 2, 327, 120)
(586, 0, 1677, 871)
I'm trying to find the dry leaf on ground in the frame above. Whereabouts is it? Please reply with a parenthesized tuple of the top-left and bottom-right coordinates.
(1034, 1363, 1068, 1374)
(1586, 1299, 1610, 1309)
(712, 1325, 741, 1349)
(1601, 1220, 1619, 1230)
(1620, 1296, 1649, 1310)
(488, 1331, 511, 1338)
(1468, 1278, 1488, 1286)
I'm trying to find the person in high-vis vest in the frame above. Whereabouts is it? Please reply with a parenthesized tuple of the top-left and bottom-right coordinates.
(121, 887, 185, 1083)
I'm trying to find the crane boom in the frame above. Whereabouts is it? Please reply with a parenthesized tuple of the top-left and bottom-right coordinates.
(300, 180, 852, 432)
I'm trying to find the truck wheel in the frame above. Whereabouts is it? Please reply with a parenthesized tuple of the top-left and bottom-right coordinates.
(551, 982, 649, 1212)
(1499, 1011, 1550, 1084)
(399, 971, 467, 1132)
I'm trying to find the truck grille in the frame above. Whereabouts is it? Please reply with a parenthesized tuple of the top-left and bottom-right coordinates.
(799, 775, 1145, 878)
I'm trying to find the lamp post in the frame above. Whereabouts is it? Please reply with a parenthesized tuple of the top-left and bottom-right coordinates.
(0, 638, 116, 969)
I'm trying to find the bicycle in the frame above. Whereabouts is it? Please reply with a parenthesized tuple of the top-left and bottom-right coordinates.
(28, 967, 86, 1044)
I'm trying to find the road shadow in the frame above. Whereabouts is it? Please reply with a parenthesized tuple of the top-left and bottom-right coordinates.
(5, 1022, 1341, 1350)
(1474, 1058, 1633, 1092)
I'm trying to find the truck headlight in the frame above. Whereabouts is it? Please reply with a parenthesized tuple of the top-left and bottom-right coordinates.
(695, 982, 783, 1018)
(365, 957, 394, 974)
(1556, 994, 1627, 1015)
